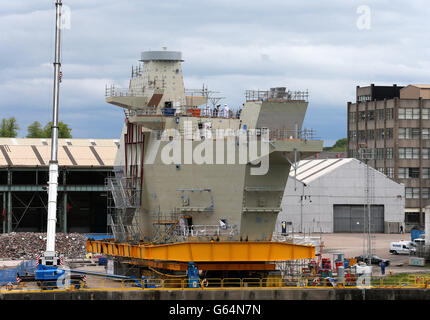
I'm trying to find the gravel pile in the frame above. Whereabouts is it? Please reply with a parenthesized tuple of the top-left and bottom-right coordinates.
(0, 233, 87, 260)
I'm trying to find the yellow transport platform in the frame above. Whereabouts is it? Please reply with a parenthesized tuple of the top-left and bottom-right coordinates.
(87, 240, 315, 271)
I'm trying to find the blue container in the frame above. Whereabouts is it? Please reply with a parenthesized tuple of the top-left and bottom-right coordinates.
(16, 260, 37, 276)
(98, 257, 107, 266)
(0, 269, 17, 286)
(343, 260, 350, 269)
(411, 229, 425, 241)
(142, 276, 157, 288)
(162, 108, 176, 116)
(84, 234, 113, 241)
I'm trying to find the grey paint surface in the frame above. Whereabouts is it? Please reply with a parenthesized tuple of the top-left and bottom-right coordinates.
(107, 50, 323, 242)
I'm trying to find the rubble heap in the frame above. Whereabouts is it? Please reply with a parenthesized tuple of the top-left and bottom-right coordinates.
(0, 233, 87, 260)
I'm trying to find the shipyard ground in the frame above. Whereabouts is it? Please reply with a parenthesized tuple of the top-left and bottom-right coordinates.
(321, 233, 429, 275)
(1, 233, 429, 300)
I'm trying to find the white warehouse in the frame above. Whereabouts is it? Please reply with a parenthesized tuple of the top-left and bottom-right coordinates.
(277, 158, 405, 234)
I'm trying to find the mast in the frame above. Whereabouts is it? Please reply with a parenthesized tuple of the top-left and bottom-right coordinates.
(45, 0, 62, 257)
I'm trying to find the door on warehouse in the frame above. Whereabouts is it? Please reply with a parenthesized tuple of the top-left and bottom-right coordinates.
(333, 204, 385, 233)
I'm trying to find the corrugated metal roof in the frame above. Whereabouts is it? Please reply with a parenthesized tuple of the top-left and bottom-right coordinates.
(290, 158, 355, 184)
(0, 138, 119, 167)
(409, 84, 430, 89)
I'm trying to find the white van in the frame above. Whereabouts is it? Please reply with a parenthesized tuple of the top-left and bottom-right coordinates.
(413, 238, 425, 246)
(389, 241, 416, 255)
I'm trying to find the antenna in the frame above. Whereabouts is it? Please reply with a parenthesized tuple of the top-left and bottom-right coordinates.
(358, 146, 374, 265)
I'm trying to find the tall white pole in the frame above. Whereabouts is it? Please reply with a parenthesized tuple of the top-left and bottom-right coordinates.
(45, 0, 62, 256)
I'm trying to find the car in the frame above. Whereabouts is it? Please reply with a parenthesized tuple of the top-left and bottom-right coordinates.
(354, 254, 390, 266)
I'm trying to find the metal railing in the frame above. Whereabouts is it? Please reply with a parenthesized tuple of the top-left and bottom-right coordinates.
(3, 274, 430, 292)
(272, 233, 322, 246)
(128, 108, 158, 117)
(153, 128, 318, 141)
(174, 224, 239, 239)
(105, 85, 145, 98)
(245, 89, 309, 102)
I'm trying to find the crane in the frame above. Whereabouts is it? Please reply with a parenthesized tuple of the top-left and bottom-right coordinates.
(34, 0, 66, 286)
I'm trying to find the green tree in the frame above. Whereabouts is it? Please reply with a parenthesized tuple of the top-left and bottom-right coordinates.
(0, 117, 19, 137)
(26, 121, 46, 138)
(43, 121, 72, 138)
(323, 138, 347, 152)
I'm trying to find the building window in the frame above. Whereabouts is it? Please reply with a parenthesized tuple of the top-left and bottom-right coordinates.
(423, 188, 430, 199)
(386, 167, 394, 178)
(376, 148, 384, 160)
(398, 108, 406, 119)
(377, 167, 384, 173)
(399, 128, 408, 139)
(409, 168, 420, 178)
(405, 187, 420, 199)
(349, 149, 357, 158)
(359, 111, 366, 121)
(399, 128, 420, 139)
(399, 148, 419, 159)
(349, 131, 357, 142)
(349, 112, 356, 123)
(386, 108, 394, 120)
(399, 108, 420, 120)
(412, 128, 420, 139)
(406, 212, 420, 223)
(386, 148, 393, 159)
(398, 167, 419, 179)
(367, 129, 374, 140)
(423, 109, 430, 120)
(377, 109, 385, 120)
(358, 95, 371, 102)
(423, 168, 430, 179)
(358, 130, 366, 141)
(423, 128, 430, 139)
(423, 148, 430, 159)
(367, 111, 375, 121)
(386, 128, 393, 139)
(398, 168, 407, 179)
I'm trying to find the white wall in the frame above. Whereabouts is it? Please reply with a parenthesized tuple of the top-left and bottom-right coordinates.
(277, 159, 405, 233)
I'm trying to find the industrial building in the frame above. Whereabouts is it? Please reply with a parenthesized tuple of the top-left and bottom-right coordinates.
(277, 158, 405, 233)
(348, 84, 430, 230)
(0, 138, 118, 234)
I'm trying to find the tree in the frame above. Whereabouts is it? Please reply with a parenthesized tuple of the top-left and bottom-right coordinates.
(0, 117, 19, 137)
(323, 138, 347, 152)
(43, 121, 72, 138)
(26, 121, 45, 138)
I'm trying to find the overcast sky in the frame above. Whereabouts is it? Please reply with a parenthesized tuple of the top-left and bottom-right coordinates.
(1, 0, 430, 146)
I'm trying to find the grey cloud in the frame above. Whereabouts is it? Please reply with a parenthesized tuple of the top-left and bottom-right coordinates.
(1, 0, 430, 143)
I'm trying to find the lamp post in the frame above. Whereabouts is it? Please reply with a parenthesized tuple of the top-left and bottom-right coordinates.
(300, 182, 308, 233)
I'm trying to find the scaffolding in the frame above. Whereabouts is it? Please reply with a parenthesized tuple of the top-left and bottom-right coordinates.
(106, 176, 141, 243)
(151, 209, 181, 244)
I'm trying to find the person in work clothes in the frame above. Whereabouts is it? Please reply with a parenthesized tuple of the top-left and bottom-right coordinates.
(380, 261, 386, 275)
